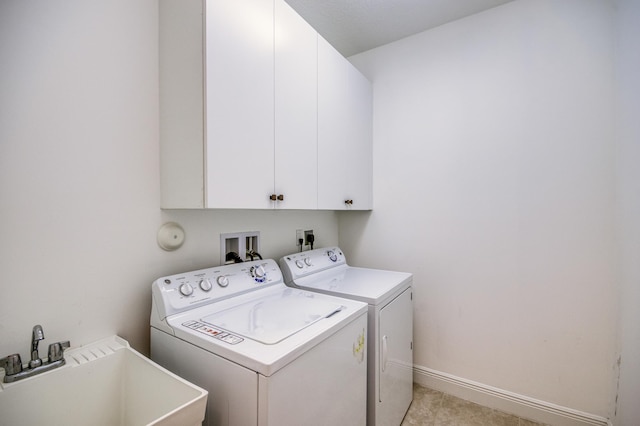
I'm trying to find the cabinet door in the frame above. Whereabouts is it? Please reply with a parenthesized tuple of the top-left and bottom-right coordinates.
(378, 288, 413, 426)
(274, 0, 318, 209)
(204, 0, 275, 209)
(317, 36, 373, 210)
(344, 65, 373, 209)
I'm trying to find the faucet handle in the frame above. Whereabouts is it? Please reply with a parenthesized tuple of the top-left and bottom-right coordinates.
(0, 354, 23, 376)
(47, 341, 70, 363)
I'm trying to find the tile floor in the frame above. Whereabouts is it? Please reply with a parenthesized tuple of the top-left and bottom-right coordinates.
(401, 384, 548, 426)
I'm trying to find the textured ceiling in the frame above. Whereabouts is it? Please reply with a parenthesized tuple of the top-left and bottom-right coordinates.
(284, 0, 515, 57)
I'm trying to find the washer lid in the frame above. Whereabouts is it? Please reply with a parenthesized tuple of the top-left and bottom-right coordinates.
(201, 288, 344, 345)
(292, 267, 412, 305)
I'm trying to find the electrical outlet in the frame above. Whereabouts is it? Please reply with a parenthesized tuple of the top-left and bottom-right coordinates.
(304, 230, 313, 246)
(296, 229, 303, 246)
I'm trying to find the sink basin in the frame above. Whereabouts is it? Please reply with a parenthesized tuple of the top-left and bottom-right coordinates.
(0, 335, 207, 426)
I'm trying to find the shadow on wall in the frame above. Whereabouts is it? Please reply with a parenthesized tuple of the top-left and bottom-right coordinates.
(337, 210, 373, 262)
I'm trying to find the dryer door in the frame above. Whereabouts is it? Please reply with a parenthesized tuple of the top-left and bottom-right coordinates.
(378, 287, 413, 425)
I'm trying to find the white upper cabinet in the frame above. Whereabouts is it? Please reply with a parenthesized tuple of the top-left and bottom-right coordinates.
(159, 0, 371, 210)
(205, 0, 275, 209)
(318, 36, 373, 210)
(160, 0, 273, 208)
(274, 0, 318, 209)
(160, 0, 275, 209)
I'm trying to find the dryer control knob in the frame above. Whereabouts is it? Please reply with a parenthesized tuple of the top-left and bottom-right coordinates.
(304, 258, 312, 266)
(217, 276, 229, 287)
(295, 260, 304, 268)
(327, 250, 338, 262)
(179, 283, 194, 296)
(199, 278, 213, 292)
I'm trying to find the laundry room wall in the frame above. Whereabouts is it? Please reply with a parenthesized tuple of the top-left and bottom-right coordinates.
(612, 0, 640, 424)
(0, 0, 338, 361)
(341, 0, 617, 419)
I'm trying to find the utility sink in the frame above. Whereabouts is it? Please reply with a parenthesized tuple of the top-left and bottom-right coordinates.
(0, 335, 207, 426)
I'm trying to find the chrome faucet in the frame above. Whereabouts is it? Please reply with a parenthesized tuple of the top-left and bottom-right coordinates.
(29, 324, 45, 368)
(0, 325, 70, 383)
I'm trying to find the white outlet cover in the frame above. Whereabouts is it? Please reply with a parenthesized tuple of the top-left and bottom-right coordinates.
(157, 222, 185, 251)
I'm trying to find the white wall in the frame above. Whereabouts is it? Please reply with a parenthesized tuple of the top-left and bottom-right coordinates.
(342, 0, 617, 417)
(0, 0, 338, 360)
(613, 0, 640, 424)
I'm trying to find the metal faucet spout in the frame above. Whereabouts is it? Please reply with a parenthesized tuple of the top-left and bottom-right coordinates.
(29, 325, 45, 368)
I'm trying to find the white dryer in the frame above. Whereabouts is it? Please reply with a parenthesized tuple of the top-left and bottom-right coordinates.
(279, 247, 413, 426)
(150, 259, 368, 426)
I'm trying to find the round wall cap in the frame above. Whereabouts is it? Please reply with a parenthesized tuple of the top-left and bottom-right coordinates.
(157, 222, 185, 251)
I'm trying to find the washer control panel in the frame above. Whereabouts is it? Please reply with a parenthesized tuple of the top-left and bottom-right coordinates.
(152, 259, 282, 318)
(182, 320, 243, 345)
(279, 246, 347, 282)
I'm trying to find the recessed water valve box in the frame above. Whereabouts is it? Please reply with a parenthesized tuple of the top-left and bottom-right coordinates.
(220, 231, 260, 264)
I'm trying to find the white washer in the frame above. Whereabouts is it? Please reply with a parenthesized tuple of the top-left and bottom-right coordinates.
(150, 259, 368, 426)
(279, 247, 413, 426)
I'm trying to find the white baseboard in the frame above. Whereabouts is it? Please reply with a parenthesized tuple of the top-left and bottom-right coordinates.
(413, 365, 611, 426)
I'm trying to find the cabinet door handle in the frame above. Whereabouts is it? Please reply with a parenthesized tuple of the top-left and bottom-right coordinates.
(345, 199, 353, 205)
(269, 194, 277, 201)
(277, 194, 284, 201)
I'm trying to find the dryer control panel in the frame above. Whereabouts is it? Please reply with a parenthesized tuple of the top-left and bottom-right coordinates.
(152, 259, 282, 319)
(279, 246, 347, 283)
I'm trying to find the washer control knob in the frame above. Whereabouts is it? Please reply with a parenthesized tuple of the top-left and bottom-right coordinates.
(216, 276, 229, 287)
(327, 250, 338, 262)
(179, 283, 194, 296)
(250, 265, 266, 279)
(199, 278, 213, 292)
(304, 258, 312, 266)
(295, 260, 304, 268)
